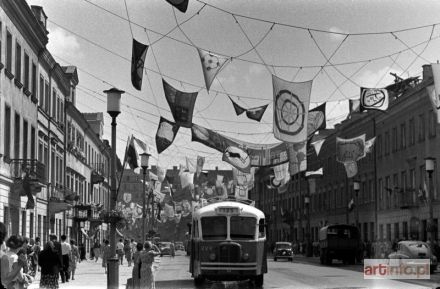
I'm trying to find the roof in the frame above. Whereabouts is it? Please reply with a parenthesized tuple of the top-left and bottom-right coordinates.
(193, 200, 265, 219)
(275, 242, 291, 245)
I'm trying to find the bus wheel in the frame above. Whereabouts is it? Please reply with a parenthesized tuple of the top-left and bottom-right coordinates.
(194, 276, 204, 286)
(254, 274, 264, 287)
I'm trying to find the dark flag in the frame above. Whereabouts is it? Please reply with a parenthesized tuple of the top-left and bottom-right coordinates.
(165, 0, 189, 13)
(307, 102, 326, 136)
(155, 117, 180, 154)
(126, 136, 139, 169)
(229, 96, 246, 116)
(131, 38, 148, 91)
(163, 79, 198, 128)
(246, 104, 268, 122)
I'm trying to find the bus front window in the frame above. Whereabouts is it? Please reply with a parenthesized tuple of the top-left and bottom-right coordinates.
(201, 216, 227, 240)
(230, 217, 257, 240)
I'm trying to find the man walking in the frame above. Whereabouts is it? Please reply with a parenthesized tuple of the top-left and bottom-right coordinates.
(50, 234, 64, 282)
(60, 235, 71, 283)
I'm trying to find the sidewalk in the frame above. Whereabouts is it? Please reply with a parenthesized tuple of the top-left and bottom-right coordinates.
(28, 256, 162, 289)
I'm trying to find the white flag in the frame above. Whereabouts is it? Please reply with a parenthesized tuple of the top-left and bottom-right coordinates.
(198, 48, 230, 92)
(311, 139, 325, 156)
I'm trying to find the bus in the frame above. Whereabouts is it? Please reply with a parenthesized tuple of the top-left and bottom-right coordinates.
(319, 224, 361, 265)
(189, 197, 267, 287)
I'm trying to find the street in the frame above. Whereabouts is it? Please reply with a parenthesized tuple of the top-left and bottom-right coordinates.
(29, 250, 440, 289)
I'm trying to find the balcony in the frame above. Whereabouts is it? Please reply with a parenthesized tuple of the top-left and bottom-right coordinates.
(73, 204, 91, 222)
(50, 185, 64, 200)
(398, 189, 419, 209)
(10, 159, 46, 195)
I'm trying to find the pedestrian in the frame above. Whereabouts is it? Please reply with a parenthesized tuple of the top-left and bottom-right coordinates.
(69, 240, 80, 281)
(59, 235, 71, 283)
(170, 242, 175, 258)
(49, 235, 63, 283)
(78, 243, 86, 261)
(38, 241, 61, 289)
(132, 242, 144, 289)
(116, 239, 124, 265)
(137, 241, 156, 289)
(2, 235, 29, 289)
(101, 240, 110, 274)
(31, 238, 40, 276)
(92, 240, 100, 262)
(124, 240, 132, 267)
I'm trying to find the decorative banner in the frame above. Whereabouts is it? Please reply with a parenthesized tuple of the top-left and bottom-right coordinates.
(126, 135, 147, 169)
(360, 87, 389, 111)
(311, 138, 325, 156)
(157, 166, 166, 183)
(307, 103, 326, 136)
(305, 168, 323, 178)
(364, 137, 376, 154)
(186, 157, 197, 173)
(286, 142, 307, 176)
(156, 117, 180, 154)
(344, 161, 358, 178)
(198, 48, 230, 92)
(222, 146, 251, 173)
(235, 186, 248, 200)
(349, 99, 360, 115)
(273, 162, 290, 184)
(336, 134, 366, 163)
(165, 0, 189, 13)
(430, 63, 440, 122)
(196, 156, 205, 177)
(123, 193, 132, 203)
(272, 74, 313, 142)
(131, 38, 148, 91)
(216, 175, 224, 187)
(232, 167, 255, 191)
(180, 172, 194, 189)
(427, 85, 440, 123)
(163, 79, 198, 128)
(246, 104, 269, 122)
(229, 96, 246, 116)
(191, 123, 290, 167)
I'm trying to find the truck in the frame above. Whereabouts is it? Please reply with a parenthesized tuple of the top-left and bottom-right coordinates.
(319, 224, 361, 265)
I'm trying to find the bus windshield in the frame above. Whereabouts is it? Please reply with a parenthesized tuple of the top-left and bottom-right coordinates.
(327, 227, 357, 239)
(201, 216, 227, 240)
(230, 216, 256, 240)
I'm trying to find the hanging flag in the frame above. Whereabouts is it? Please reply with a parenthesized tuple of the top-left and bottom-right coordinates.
(430, 63, 440, 122)
(427, 85, 440, 123)
(344, 161, 358, 178)
(286, 142, 307, 176)
(311, 138, 325, 156)
(232, 167, 255, 190)
(126, 136, 141, 169)
(163, 79, 198, 128)
(157, 167, 166, 183)
(155, 117, 180, 154)
(349, 99, 360, 115)
(360, 87, 389, 111)
(198, 48, 230, 92)
(186, 157, 197, 173)
(131, 38, 148, 91)
(246, 104, 269, 122)
(307, 103, 326, 136)
(364, 137, 377, 154)
(235, 186, 248, 200)
(165, 0, 189, 13)
(229, 96, 246, 115)
(273, 162, 290, 184)
(273, 74, 312, 142)
(348, 198, 355, 212)
(222, 146, 251, 173)
(336, 134, 366, 163)
(305, 168, 323, 178)
(196, 156, 205, 177)
(180, 171, 194, 188)
(216, 175, 224, 188)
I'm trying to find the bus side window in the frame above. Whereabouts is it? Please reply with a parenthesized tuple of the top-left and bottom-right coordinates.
(258, 219, 265, 238)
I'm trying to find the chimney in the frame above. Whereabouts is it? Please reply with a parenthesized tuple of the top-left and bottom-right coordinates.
(422, 64, 433, 82)
(31, 6, 48, 34)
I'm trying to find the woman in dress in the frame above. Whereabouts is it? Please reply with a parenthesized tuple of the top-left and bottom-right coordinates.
(131, 242, 143, 289)
(38, 241, 61, 289)
(137, 241, 155, 289)
(0, 227, 26, 289)
(69, 240, 80, 280)
(101, 240, 110, 274)
(123, 240, 132, 267)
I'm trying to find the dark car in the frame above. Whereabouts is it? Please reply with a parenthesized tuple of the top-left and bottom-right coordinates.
(175, 242, 184, 251)
(159, 242, 172, 257)
(273, 242, 293, 261)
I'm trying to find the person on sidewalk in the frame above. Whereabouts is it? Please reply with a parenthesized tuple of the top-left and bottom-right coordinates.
(1, 235, 28, 289)
(59, 235, 71, 283)
(49, 235, 63, 283)
(39, 241, 61, 289)
(101, 240, 110, 274)
(170, 242, 175, 258)
(131, 242, 144, 289)
(32, 237, 41, 274)
(92, 240, 100, 262)
(137, 241, 156, 289)
(116, 239, 124, 265)
(124, 240, 132, 267)
(69, 240, 80, 281)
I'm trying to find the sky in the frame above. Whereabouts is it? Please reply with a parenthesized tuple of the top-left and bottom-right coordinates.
(26, 0, 440, 170)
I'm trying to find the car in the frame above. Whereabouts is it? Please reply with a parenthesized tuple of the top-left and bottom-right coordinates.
(388, 240, 438, 273)
(175, 241, 184, 251)
(151, 244, 161, 256)
(273, 242, 293, 262)
(159, 242, 172, 256)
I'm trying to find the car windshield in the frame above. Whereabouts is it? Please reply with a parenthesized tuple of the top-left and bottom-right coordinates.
(408, 243, 428, 249)
(276, 244, 291, 249)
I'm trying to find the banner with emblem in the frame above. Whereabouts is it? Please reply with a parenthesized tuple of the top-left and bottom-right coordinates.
(196, 156, 205, 178)
(155, 117, 180, 154)
(360, 87, 389, 111)
(123, 193, 132, 203)
(287, 141, 307, 176)
(336, 134, 366, 163)
(344, 161, 358, 178)
(131, 38, 148, 91)
(273, 74, 313, 143)
(222, 146, 251, 173)
(429, 63, 440, 123)
(307, 103, 326, 136)
(198, 48, 230, 92)
(163, 79, 198, 128)
(232, 167, 255, 190)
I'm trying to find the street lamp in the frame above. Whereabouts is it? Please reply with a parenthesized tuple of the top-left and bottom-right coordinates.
(104, 87, 124, 289)
(353, 180, 360, 229)
(425, 157, 435, 241)
(140, 152, 150, 243)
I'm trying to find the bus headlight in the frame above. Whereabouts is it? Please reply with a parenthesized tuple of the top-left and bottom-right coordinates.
(242, 253, 249, 261)
(209, 252, 216, 261)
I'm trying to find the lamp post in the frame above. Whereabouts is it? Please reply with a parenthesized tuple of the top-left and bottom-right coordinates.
(140, 152, 150, 243)
(425, 157, 435, 241)
(104, 87, 124, 289)
(353, 180, 360, 229)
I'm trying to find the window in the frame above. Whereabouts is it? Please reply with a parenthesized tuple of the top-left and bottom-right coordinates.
(393, 173, 398, 208)
(429, 110, 437, 137)
(392, 127, 397, 152)
(22, 120, 28, 160)
(403, 221, 408, 240)
(32, 63, 37, 95)
(384, 131, 390, 155)
(410, 169, 416, 203)
(44, 81, 49, 113)
(31, 127, 35, 160)
(29, 212, 34, 239)
(60, 101, 64, 124)
(369, 179, 374, 201)
(24, 52, 29, 89)
(52, 89, 56, 119)
(401, 171, 407, 192)
(15, 42, 21, 81)
(6, 30, 12, 71)
(0, 22, 2, 62)
(4, 106, 11, 158)
(14, 113, 20, 159)
(400, 123, 406, 149)
(377, 135, 382, 157)
(379, 224, 384, 240)
(21, 211, 26, 236)
(385, 176, 390, 208)
(56, 97, 60, 122)
(39, 75, 44, 107)
(418, 114, 425, 141)
(409, 118, 415, 145)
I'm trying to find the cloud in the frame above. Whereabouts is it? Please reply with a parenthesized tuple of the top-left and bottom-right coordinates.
(356, 66, 403, 87)
(248, 64, 265, 76)
(329, 26, 349, 42)
(47, 27, 82, 59)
